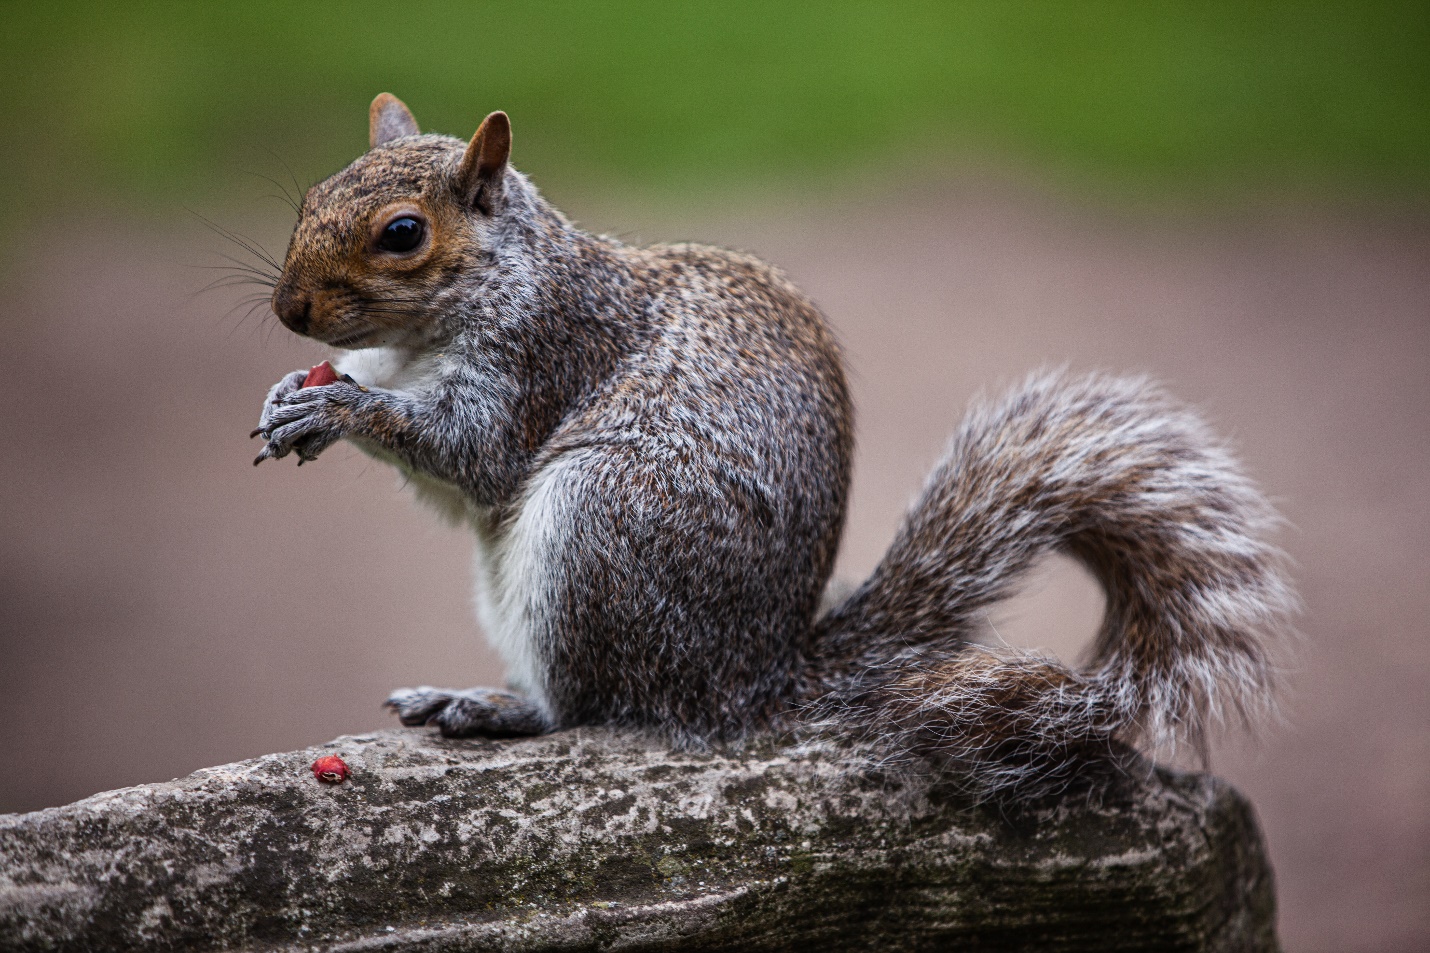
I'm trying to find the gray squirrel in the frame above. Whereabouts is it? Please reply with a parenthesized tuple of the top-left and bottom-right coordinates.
(253, 94, 1295, 799)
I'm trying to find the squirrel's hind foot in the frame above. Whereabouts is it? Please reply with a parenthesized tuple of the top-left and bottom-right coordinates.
(384, 686, 548, 738)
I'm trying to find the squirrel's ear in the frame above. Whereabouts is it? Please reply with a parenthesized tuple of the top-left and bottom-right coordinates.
(456, 111, 511, 214)
(369, 93, 419, 148)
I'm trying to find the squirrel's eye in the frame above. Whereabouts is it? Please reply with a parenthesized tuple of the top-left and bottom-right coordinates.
(377, 216, 424, 253)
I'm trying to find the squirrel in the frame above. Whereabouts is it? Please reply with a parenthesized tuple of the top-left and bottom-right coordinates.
(253, 93, 1295, 799)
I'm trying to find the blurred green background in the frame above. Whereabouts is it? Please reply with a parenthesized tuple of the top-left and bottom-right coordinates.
(4, 0, 1428, 220)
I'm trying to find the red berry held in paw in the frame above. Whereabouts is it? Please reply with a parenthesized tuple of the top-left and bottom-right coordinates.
(311, 755, 349, 784)
(301, 361, 340, 388)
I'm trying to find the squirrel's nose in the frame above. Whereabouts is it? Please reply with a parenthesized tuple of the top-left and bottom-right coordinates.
(272, 288, 312, 335)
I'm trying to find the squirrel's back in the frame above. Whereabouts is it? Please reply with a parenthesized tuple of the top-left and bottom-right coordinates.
(523, 241, 854, 740)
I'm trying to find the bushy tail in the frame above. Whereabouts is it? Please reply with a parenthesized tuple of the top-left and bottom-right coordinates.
(804, 371, 1296, 798)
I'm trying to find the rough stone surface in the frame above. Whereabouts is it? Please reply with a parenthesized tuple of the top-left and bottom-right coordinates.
(0, 729, 1277, 951)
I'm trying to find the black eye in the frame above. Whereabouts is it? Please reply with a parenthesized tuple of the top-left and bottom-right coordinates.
(377, 216, 424, 253)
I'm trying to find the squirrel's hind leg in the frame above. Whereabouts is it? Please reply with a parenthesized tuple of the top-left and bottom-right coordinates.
(384, 686, 549, 738)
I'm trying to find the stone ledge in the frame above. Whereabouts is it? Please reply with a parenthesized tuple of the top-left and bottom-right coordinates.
(0, 728, 1277, 951)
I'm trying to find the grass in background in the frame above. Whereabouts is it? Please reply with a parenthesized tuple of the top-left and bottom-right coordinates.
(2, 0, 1428, 219)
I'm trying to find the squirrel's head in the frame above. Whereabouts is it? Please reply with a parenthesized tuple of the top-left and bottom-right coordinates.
(271, 94, 516, 349)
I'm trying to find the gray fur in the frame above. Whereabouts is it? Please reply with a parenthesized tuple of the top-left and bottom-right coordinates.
(807, 372, 1296, 797)
(253, 97, 1295, 800)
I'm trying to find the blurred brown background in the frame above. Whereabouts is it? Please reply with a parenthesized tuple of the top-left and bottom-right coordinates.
(2, 5, 1428, 951)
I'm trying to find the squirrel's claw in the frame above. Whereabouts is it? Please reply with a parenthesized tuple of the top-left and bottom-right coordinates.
(385, 686, 454, 727)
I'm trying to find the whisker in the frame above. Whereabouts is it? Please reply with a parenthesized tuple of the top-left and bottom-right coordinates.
(223, 291, 275, 313)
(190, 261, 279, 277)
(223, 297, 276, 342)
(185, 255, 280, 290)
(220, 296, 277, 337)
(243, 169, 302, 214)
(263, 147, 309, 205)
(213, 253, 280, 281)
(258, 192, 301, 214)
(187, 209, 285, 274)
(196, 275, 277, 296)
(192, 270, 278, 300)
(200, 265, 278, 285)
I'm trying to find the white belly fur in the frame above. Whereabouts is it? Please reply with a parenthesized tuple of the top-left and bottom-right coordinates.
(333, 346, 571, 718)
(470, 453, 589, 720)
(334, 347, 470, 522)
(333, 346, 442, 393)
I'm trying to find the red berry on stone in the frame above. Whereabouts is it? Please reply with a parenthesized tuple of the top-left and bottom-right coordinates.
(311, 755, 349, 784)
(302, 361, 340, 388)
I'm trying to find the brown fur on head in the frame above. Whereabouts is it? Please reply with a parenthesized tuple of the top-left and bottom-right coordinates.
(270, 95, 512, 350)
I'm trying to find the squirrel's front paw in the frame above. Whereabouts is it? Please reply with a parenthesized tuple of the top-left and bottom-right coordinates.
(253, 369, 307, 432)
(253, 378, 362, 465)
